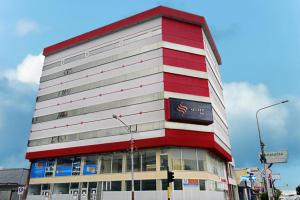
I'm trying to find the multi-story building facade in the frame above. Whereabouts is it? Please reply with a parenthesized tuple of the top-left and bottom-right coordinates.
(26, 6, 234, 200)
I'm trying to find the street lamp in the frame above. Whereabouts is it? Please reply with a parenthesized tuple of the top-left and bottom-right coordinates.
(112, 114, 135, 200)
(256, 100, 288, 200)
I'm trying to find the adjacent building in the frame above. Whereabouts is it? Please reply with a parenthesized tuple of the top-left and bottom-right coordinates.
(26, 6, 235, 200)
(0, 168, 29, 200)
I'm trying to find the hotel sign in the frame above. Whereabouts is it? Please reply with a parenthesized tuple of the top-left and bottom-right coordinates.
(265, 150, 288, 164)
(169, 98, 213, 125)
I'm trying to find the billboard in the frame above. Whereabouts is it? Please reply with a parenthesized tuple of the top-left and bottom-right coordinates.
(265, 150, 288, 164)
(31, 160, 46, 178)
(168, 98, 213, 125)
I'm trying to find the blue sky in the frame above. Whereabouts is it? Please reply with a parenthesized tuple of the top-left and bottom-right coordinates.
(0, 0, 299, 190)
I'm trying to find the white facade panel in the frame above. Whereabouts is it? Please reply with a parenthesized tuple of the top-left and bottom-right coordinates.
(41, 34, 161, 79)
(30, 100, 164, 140)
(39, 49, 162, 95)
(34, 73, 164, 116)
(43, 18, 162, 66)
(27, 129, 165, 152)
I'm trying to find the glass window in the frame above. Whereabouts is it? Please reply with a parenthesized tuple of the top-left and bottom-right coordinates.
(100, 155, 112, 174)
(53, 183, 70, 194)
(70, 183, 79, 189)
(126, 152, 141, 172)
(42, 184, 50, 191)
(111, 181, 122, 191)
(160, 149, 168, 171)
(28, 184, 41, 195)
(72, 157, 81, 176)
(45, 159, 55, 177)
(102, 181, 111, 191)
(174, 179, 183, 190)
(141, 180, 156, 191)
(161, 179, 169, 190)
(126, 180, 141, 191)
(182, 149, 197, 171)
(142, 150, 156, 171)
(170, 149, 181, 170)
(83, 155, 98, 175)
(199, 180, 206, 191)
(112, 153, 123, 173)
(56, 157, 72, 176)
(197, 150, 206, 171)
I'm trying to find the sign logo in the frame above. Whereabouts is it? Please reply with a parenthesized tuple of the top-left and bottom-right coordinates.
(176, 103, 188, 115)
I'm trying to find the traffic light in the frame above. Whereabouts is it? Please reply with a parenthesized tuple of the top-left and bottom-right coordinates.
(167, 168, 174, 183)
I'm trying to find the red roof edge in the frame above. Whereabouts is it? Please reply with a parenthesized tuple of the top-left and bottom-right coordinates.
(43, 6, 222, 64)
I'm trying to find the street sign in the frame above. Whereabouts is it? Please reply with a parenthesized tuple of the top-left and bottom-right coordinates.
(240, 175, 257, 181)
(272, 173, 281, 180)
(265, 150, 288, 164)
(17, 186, 25, 195)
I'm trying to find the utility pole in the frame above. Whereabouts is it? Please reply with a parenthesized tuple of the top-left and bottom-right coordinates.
(112, 114, 135, 200)
(256, 100, 288, 200)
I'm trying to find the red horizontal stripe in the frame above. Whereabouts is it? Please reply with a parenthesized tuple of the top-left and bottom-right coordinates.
(43, 6, 221, 64)
(26, 129, 231, 161)
(163, 48, 206, 71)
(164, 73, 209, 97)
(162, 17, 204, 49)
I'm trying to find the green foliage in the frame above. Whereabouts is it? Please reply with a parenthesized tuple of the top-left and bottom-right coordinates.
(274, 188, 282, 200)
(260, 192, 268, 200)
(296, 185, 300, 195)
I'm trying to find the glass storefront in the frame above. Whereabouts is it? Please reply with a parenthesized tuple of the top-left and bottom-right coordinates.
(30, 147, 226, 179)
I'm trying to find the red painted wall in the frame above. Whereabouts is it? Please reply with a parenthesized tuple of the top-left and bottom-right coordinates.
(164, 73, 209, 97)
(26, 129, 231, 161)
(163, 48, 206, 71)
(162, 17, 204, 49)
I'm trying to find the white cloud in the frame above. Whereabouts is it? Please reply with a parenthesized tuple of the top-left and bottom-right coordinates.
(224, 82, 288, 134)
(4, 53, 44, 84)
(16, 19, 39, 36)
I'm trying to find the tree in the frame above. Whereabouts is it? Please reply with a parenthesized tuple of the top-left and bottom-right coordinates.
(296, 185, 300, 195)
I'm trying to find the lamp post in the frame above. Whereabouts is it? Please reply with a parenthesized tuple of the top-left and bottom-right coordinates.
(112, 114, 135, 200)
(256, 100, 288, 200)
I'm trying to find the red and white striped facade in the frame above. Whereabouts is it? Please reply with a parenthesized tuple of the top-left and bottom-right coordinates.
(26, 6, 231, 162)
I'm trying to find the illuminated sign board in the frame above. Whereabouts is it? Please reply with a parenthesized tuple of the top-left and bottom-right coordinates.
(168, 98, 213, 125)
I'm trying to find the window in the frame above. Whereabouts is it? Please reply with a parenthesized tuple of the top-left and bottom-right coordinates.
(102, 181, 111, 191)
(126, 152, 141, 172)
(83, 155, 98, 175)
(111, 181, 122, 191)
(72, 157, 81, 175)
(182, 149, 197, 171)
(100, 155, 112, 174)
(28, 185, 41, 195)
(170, 149, 181, 170)
(112, 153, 123, 173)
(199, 180, 206, 191)
(197, 150, 206, 171)
(142, 180, 156, 191)
(160, 150, 168, 171)
(142, 150, 156, 171)
(70, 183, 79, 189)
(53, 183, 70, 194)
(126, 180, 141, 191)
(161, 179, 169, 190)
(174, 179, 183, 190)
(45, 159, 55, 177)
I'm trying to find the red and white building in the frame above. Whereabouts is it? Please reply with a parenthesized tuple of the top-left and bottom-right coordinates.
(26, 6, 236, 200)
